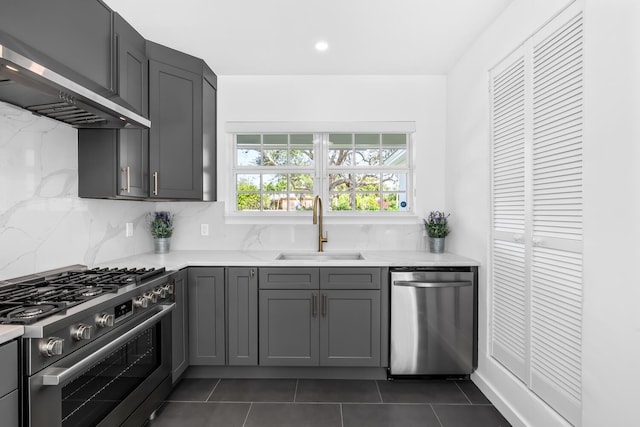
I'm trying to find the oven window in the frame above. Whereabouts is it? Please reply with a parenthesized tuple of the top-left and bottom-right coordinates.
(61, 324, 161, 426)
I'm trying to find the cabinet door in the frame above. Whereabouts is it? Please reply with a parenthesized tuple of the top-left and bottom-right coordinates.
(227, 268, 258, 366)
(115, 13, 148, 116)
(171, 269, 188, 383)
(188, 267, 225, 365)
(148, 59, 203, 199)
(259, 290, 319, 366)
(319, 290, 381, 367)
(118, 129, 148, 198)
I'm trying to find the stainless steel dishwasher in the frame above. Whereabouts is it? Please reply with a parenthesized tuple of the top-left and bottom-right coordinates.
(390, 267, 477, 376)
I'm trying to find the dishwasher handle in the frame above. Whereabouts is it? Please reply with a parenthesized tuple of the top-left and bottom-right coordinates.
(393, 280, 471, 289)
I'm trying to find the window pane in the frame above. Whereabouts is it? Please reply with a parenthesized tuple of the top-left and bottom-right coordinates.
(237, 193, 261, 211)
(382, 149, 407, 166)
(290, 174, 314, 192)
(329, 173, 352, 192)
(381, 134, 406, 146)
(290, 193, 313, 211)
(237, 174, 260, 190)
(237, 134, 260, 145)
(356, 174, 380, 192)
(330, 193, 353, 211)
(355, 148, 380, 166)
(382, 193, 408, 211)
(382, 173, 406, 191)
(263, 150, 287, 166)
(355, 133, 379, 147)
(290, 149, 314, 166)
(237, 148, 261, 166)
(263, 134, 287, 145)
(262, 174, 287, 191)
(290, 134, 313, 146)
(329, 134, 352, 146)
(329, 148, 352, 166)
(356, 193, 381, 211)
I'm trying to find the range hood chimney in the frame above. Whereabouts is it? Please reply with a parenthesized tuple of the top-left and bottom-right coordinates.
(0, 42, 150, 129)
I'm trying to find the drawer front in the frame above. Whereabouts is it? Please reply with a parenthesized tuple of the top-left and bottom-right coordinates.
(259, 268, 319, 290)
(0, 340, 17, 397)
(320, 268, 381, 289)
(0, 390, 19, 427)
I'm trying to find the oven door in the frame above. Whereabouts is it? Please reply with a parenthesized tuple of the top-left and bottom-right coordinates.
(27, 304, 174, 427)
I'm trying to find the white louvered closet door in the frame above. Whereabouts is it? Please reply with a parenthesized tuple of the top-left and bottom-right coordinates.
(489, 3, 583, 426)
(490, 49, 529, 382)
(530, 9, 583, 426)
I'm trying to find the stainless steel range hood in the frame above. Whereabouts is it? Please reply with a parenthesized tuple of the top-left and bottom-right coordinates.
(0, 43, 150, 129)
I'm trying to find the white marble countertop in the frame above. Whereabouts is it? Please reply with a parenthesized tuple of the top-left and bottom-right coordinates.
(0, 325, 24, 345)
(100, 250, 480, 271)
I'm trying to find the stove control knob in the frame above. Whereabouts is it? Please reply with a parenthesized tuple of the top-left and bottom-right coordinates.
(133, 296, 148, 308)
(162, 284, 174, 295)
(40, 337, 64, 357)
(96, 313, 115, 328)
(153, 287, 167, 299)
(72, 324, 92, 341)
(144, 291, 158, 304)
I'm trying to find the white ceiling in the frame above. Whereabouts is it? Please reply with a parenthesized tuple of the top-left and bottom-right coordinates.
(103, 0, 513, 75)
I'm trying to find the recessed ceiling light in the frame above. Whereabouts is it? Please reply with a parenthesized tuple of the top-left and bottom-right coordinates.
(315, 41, 329, 52)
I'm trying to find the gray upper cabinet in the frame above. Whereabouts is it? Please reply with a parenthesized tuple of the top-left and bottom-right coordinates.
(1, 0, 114, 94)
(147, 41, 217, 200)
(77, 13, 149, 199)
(114, 13, 148, 116)
(227, 268, 258, 366)
(171, 268, 189, 383)
(188, 267, 225, 365)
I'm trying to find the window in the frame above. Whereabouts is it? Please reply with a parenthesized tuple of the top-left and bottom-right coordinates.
(233, 131, 412, 215)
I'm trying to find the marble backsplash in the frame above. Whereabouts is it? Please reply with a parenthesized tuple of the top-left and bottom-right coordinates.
(0, 102, 425, 280)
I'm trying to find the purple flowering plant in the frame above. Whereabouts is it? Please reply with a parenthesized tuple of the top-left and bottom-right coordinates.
(149, 211, 173, 238)
(423, 211, 450, 238)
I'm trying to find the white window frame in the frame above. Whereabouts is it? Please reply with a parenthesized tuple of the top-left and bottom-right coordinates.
(223, 122, 417, 224)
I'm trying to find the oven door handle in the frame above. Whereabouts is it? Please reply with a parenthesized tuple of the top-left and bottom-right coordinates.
(41, 303, 175, 386)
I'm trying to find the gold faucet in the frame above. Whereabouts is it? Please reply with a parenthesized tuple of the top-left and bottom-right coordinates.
(312, 195, 328, 252)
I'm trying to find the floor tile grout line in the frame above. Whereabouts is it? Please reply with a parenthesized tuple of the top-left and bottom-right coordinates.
(455, 380, 473, 404)
(205, 378, 221, 402)
(430, 403, 445, 427)
(374, 380, 384, 403)
(241, 402, 253, 427)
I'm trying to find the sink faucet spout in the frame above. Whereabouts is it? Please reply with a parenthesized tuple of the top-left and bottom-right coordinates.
(312, 195, 328, 252)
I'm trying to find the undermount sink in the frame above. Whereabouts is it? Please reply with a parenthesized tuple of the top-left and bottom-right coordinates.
(276, 252, 365, 261)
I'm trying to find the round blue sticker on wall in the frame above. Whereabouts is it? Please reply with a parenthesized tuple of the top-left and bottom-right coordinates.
(400, 201, 407, 208)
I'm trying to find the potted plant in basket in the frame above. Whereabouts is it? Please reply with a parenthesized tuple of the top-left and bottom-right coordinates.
(149, 211, 173, 254)
(423, 211, 450, 253)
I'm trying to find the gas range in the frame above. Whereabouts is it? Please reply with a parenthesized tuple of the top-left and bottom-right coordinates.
(5, 265, 178, 427)
(0, 266, 165, 325)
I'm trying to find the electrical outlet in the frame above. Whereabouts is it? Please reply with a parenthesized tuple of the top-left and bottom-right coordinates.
(125, 222, 134, 237)
(200, 224, 209, 236)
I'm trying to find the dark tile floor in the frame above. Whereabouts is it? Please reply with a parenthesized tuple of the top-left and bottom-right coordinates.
(148, 378, 511, 427)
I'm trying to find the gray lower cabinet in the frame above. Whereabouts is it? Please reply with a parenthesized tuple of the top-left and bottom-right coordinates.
(319, 290, 381, 366)
(171, 268, 188, 383)
(258, 267, 382, 367)
(227, 268, 258, 365)
(188, 267, 225, 365)
(0, 340, 19, 427)
(259, 289, 320, 366)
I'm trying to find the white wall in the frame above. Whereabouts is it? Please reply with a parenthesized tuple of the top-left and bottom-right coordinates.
(1, 75, 448, 279)
(447, 0, 640, 426)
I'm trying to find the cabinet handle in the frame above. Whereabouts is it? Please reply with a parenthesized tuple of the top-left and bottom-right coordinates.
(322, 293, 327, 318)
(312, 293, 318, 318)
(250, 269, 255, 278)
(153, 171, 158, 196)
(121, 166, 131, 193)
